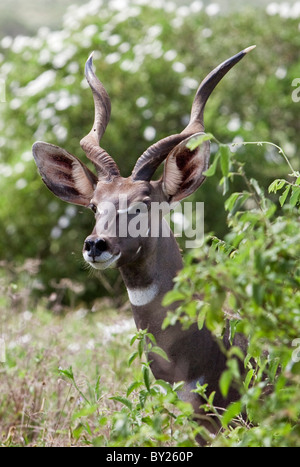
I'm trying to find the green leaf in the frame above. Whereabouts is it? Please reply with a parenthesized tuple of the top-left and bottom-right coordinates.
(208, 391, 216, 406)
(72, 423, 84, 440)
(221, 176, 229, 195)
(142, 365, 151, 392)
(279, 185, 291, 206)
(222, 401, 242, 427)
(138, 339, 144, 358)
(203, 153, 220, 177)
(95, 375, 101, 400)
(224, 192, 251, 213)
(225, 192, 241, 212)
(146, 332, 156, 345)
(173, 381, 185, 392)
(290, 186, 300, 207)
(155, 379, 173, 393)
(130, 334, 138, 346)
(59, 366, 74, 381)
(250, 178, 263, 197)
(244, 369, 255, 390)
(228, 345, 246, 362)
(162, 289, 185, 306)
(253, 283, 265, 306)
(193, 382, 208, 398)
(72, 404, 98, 420)
(150, 346, 170, 362)
(197, 305, 208, 330)
(186, 133, 213, 150)
(219, 369, 232, 398)
(126, 381, 143, 396)
(128, 351, 138, 366)
(110, 396, 133, 411)
(268, 179, 287, 193)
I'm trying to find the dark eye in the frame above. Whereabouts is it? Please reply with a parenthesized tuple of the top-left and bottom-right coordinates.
(88, 203, 97, 214)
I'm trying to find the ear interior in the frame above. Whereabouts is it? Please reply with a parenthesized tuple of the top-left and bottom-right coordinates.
(32, 141, 98, 206)
(162, 133, 210, 202)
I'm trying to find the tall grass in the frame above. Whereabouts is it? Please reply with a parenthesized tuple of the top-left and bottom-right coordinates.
(0, 262, 197, 446)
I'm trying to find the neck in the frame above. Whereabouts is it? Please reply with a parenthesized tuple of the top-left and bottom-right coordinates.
(119, 223, 183, 330)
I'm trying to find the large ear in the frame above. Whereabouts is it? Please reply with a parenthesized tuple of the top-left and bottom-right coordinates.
(162, 133, 210, 202)
(32, 142, 98, 206)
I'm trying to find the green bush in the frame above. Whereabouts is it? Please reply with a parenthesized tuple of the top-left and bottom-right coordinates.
(0, 0, 299, 301)
(163, 136, 300, 446)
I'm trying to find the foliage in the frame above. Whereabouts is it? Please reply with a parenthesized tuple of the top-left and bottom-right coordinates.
(163, 136, 300, 446)
(56, 330, 198, 447)
(0, 0, 300, 302)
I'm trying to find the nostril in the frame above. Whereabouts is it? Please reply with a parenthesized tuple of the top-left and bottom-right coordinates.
(84, 240, 93, 252)
(95, 238, 107, 253)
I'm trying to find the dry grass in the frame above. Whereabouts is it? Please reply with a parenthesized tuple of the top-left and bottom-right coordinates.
(0, 260, 199, 447)
(0, 261, 138, 446)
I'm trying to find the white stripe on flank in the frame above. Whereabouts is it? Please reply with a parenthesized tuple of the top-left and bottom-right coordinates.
(127, 283, 159, 307)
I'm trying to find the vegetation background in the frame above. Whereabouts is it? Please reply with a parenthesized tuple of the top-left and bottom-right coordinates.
(0, 0, 299, 447)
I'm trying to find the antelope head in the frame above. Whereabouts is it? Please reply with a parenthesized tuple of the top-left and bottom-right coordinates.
(33, 47, 255, 272)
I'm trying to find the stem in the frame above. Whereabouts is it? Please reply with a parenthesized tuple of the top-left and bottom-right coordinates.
(72, 377, 91, 405)
(241, 170, 261, 209)
(231, 141, 297, 176)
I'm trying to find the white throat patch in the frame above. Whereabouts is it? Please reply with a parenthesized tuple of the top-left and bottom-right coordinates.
(127, 283, 159, 307)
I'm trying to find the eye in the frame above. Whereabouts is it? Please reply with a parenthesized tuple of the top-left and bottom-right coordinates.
(88, 203, 97, 214)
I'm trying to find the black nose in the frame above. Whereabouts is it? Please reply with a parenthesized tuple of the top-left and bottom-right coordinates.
(84, 238, 107, 260)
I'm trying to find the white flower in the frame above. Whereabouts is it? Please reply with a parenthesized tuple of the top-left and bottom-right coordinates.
(19, 70, 56, 97)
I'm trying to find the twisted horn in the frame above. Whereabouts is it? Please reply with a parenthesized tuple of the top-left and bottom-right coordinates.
(132, 45, 256, 182)
(80, 53, 120, 180)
